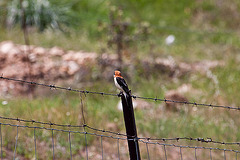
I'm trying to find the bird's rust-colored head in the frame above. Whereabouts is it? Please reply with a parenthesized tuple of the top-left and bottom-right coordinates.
(114, 70, 122, 77)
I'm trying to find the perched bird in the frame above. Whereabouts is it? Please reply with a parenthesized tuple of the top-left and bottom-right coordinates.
(114, 70, 130, 99)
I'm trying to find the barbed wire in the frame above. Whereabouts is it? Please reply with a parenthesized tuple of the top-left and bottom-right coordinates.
(0, 76, 118, 96)
(0, 115, 239, 147)
(138, 137, 240, 146)
(0, 122, 127, 141)
(1, 76, 240, 111)
(0, 121, 239, 154)
(139, 140, 240, 153)
(0, 115, 128, 137)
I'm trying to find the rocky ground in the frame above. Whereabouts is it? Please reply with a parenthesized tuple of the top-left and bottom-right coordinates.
(0, 41, 224, 107)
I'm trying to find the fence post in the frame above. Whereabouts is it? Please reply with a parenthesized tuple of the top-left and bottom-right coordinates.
(121, 94, 141, 160)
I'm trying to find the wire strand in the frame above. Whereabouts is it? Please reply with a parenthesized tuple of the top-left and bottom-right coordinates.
(34, 128, 37, 160)
(13, 126, 18, 160)
(1, 76, 240, 111)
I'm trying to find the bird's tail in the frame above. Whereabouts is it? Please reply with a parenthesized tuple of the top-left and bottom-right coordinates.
(123, 91, 131, 106)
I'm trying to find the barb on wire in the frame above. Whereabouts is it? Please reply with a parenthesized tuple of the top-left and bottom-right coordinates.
(1, 76, 240, 111)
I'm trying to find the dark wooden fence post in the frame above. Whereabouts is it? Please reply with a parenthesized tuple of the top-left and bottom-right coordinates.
(121, 94, 141, 160)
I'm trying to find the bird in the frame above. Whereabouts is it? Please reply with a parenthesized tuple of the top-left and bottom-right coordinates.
(114, 70, 130, 99)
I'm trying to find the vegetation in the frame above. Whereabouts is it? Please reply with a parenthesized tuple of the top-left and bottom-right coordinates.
(0, 0, 240, 159)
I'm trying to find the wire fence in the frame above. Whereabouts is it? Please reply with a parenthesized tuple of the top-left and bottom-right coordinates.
(0, 76, 240, 159)
(1, 1, 240, 159)
(0, 118, 239, 160)
(0, 116, 240, 146)
(0, 115, 240, 147)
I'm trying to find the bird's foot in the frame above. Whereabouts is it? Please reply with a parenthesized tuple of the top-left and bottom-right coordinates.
(117, 91, 123, 97)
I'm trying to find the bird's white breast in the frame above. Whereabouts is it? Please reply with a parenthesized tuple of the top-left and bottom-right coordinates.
(114, 77, 124, 92)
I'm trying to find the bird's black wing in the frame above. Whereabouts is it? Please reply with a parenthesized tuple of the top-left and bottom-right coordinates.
(116, 77, 129, 93)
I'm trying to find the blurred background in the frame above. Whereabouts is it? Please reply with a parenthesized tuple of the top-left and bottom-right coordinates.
(0, 0, 240, 159)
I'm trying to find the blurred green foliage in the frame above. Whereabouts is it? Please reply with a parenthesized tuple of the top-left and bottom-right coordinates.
(5, 0, 77, 31)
